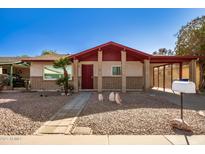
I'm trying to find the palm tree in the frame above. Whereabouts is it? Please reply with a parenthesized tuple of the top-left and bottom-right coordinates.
(53, 57, 72, 95)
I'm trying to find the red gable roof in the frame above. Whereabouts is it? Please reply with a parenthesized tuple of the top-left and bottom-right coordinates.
(70, 41, 201, 62)
(21, 41, 202, 63)
(70, 41, 151, 60)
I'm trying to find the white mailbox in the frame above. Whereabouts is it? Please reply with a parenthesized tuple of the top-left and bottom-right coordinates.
(172, 81, 196, 94)
(172, 80, 196, 121)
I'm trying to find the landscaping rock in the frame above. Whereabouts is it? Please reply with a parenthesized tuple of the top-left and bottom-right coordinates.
(61, 93, 71, 96)
(76, 92, 205, 135)
(198, 110, 205, 117)
(109, 92, 115, 102)
(170, 118, 192, 132)
(115, 92, 122, 105)
(0, 92, 77, 135)
(98, 93, 104, 102)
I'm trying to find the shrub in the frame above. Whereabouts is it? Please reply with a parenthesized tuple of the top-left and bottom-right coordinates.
(56, 76, 74, 94)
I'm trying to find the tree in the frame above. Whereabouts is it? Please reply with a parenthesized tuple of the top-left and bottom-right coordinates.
(41, 50, 57, 55)
(153, 48, 175, 55)
(175, 16, 205, 90)
(19, 55, 29, 57)
(53, 57, 72, 95)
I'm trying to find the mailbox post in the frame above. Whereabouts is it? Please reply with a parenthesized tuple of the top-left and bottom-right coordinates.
(172, 80, 196, 120)
(180, 93, 183, 120)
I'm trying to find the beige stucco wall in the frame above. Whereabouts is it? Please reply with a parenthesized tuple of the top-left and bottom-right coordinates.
(102, 61, 121, 76)
(126, 61, 143, 76)
(30, 62, 54, 77)
(30, 62, 73, 90)
(30, 60, 144, 90)
(31, 62, 73, 78)
(78, 61, 143, 77)
(0, 66, 2, 74)
(77, 61, 143, 90)
(101, 61, 143, 76)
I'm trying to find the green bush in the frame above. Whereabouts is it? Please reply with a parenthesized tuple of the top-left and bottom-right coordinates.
(56, 76, 74, 94)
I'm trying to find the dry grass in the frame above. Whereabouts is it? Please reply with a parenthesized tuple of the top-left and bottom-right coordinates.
(75, 92, 205, 135)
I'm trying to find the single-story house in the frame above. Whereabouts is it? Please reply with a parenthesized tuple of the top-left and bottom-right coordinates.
(22, 41, 199, 92)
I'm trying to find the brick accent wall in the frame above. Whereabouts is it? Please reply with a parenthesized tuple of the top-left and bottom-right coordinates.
(30, 76, 144, 91)
(126, 77, 144, 89)
(102, 77, 122, 89)
(30, 76, 73, 90)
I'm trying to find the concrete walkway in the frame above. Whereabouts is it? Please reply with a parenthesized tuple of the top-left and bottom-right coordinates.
(35, 92, 91, 135)
(0, 135, 205, 145)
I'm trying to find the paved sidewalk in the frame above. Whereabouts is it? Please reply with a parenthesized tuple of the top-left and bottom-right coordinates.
(0, 135, 205, 145)
(35, 92, 91, 135)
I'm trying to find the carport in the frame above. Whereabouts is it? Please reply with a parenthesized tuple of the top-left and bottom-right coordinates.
(150, 56, 198, 91)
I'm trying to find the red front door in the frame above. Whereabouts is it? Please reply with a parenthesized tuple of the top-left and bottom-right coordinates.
(82, 64, 93, 89)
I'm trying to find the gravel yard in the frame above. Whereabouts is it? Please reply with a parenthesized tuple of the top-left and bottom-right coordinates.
(75, 92, 205, 135)
(0, 92, 77, 135)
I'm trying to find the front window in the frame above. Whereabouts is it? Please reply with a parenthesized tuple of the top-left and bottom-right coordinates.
(112, 66, 121, 76)
(43, 65, 72, 80)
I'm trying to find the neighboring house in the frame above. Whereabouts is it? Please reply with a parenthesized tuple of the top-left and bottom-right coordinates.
(22, 41, 199, 92)
(0, 57, 30, 88)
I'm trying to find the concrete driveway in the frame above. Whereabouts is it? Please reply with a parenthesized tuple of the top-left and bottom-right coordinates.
(150, 89, 205, 110)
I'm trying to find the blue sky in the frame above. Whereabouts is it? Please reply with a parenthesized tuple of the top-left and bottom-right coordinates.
(0, 8, 205, 56)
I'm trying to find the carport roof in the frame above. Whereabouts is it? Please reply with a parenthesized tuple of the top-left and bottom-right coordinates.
(150, 55, 200, 63)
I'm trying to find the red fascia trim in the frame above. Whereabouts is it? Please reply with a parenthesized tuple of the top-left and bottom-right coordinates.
(150, 55, 199, 63)
(150, 55, 198, 60)
(151, 61, 192, 63)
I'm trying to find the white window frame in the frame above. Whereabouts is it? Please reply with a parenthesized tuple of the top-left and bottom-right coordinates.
(43, 65, 73, 81)
(43, 65, 60, 81)
(111, 65, 122, 76)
